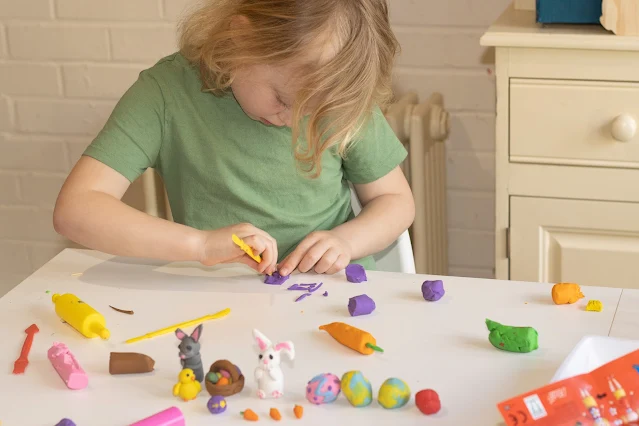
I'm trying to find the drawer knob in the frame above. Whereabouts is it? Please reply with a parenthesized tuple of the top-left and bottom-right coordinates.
(611, 114, 637, 142)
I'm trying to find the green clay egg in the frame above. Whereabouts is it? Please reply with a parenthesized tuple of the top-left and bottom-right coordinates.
(207, 372, 219, 384)
(341, 371, 373, 407)
(378, 378, 411, 409)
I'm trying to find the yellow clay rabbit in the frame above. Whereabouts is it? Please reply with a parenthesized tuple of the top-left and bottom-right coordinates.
(172, 368, 201, 401)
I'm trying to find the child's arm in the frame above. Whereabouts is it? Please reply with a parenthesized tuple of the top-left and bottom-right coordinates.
(53, 156, 278, 275)
(278, 166, 414, 275)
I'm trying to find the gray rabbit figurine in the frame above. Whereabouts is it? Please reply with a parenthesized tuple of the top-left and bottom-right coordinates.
(175, 324, 204, 382)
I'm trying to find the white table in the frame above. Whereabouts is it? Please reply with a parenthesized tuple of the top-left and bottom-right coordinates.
(609, 289, 639, 341)
(0, 249, 625, 426)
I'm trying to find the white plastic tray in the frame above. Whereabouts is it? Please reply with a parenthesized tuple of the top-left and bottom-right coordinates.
(551, 335, 639, 383)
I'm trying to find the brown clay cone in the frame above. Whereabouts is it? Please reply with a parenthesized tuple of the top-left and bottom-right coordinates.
(109, 352, 155, 374)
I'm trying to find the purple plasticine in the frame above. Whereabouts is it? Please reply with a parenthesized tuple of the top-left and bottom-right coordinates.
(55, 420, 76, 426)
(345, 264, 367, 283)
(308, 282, 323, 293)
(348, 294, 376, 316)
(295, 293, 311, 302)
(264, 271, 290, 285)
(323, 291, 328, 297)
(287, 284, 307, 291)
(287, 283, 314, 291)
(422, 280, 445, 301)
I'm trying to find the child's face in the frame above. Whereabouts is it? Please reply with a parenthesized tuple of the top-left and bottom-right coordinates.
(231, 63, 298, 128)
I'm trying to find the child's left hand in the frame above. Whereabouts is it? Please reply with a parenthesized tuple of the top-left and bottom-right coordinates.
(278, 231, 352, 276)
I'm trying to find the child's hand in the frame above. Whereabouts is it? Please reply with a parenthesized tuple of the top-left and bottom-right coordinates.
(278, 231, 352, 276)
(198, 223, 278, 275)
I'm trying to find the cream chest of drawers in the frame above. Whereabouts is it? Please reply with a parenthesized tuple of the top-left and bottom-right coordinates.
(481, 3, 639, 288)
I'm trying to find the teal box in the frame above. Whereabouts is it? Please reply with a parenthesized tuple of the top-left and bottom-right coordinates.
(536, 0, 602, 24)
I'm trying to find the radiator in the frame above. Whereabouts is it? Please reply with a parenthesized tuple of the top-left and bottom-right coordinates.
(139, 91, 450, 275)
(383, 92, 450, 275)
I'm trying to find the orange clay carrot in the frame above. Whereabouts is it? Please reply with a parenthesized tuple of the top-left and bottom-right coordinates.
(270, 408, 282, 421)
(319, 322, 383, 355)
(241, 409, 259, 421)
(293, 405, 303, 419)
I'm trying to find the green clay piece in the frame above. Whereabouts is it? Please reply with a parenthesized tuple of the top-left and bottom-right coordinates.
(365, 343, 384, 353)
(206, 372, 219, 384)
(485, 318, 538, 353)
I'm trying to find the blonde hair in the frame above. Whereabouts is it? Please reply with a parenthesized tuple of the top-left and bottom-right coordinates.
(178, 0, 400, 177)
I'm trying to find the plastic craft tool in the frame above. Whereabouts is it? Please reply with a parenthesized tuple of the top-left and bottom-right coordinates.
(12, 323, 39, 374)
(125, 308, 231, 344)
(232, 234, 262, 263)
(52, 293, 110, 339)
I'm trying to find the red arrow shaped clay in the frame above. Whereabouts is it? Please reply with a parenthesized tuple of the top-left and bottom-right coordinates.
(13, 324, 39, 374)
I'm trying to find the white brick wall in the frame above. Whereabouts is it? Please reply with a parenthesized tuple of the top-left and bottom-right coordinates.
(0, 0, 509, 295)
(7, 23, 110, 60)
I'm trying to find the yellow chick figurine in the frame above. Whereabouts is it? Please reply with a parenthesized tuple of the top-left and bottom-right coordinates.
(172, 368, 201, 401)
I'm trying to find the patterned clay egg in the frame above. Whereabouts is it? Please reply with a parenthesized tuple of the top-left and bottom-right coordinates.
(341, 371, 373, 407)
(306, 373, 341, 404)
(378, 378, 411, 409)
(207, 395, 227, 414)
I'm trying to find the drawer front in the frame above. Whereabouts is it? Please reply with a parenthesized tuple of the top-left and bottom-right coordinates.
(510, 79, 639, 167)
(510, 196, 639, 288)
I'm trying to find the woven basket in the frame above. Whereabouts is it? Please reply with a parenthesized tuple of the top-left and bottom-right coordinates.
(205, 360, 244, 397)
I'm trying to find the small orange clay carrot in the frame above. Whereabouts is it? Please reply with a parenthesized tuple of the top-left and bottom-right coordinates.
(319, 322, 383, 355)
(270, 408, 282, 421)
(293, 405, 304, 419)
(241, 409, 259, 421)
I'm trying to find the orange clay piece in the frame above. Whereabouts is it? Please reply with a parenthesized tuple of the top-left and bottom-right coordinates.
(319, 322, 383, 355)
(293, 405, 304, 419)
(270, 408, 282, 421)
(217, 377, 230, 386)
(552, 283, 585, 305)
(241, 409, 259, 421)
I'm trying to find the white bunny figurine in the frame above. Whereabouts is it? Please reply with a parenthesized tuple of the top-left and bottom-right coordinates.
(253, 329, 295, 399)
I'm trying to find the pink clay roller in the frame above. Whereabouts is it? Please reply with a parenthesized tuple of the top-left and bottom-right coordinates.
(48, 342, 88, 390)
(129, 407, 185, 426)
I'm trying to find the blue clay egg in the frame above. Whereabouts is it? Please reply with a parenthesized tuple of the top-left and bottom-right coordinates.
(306, 373, 341, 404)
(378, 378, 411, 409)
(207, 395, 227, 414)
(341, 370, 373, 407)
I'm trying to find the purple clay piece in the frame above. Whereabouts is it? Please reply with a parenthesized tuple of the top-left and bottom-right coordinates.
(323, 291, 328, 297)
(264, 271, 290, 285)
(348, 294, 376, 316)
(295, 293, 311, 302)
(422, 279, 445, 301)
(345, 264, 367, 283)
(55, 420, 76, 426)
(308, 282, 324, 293)
(288, 283, 316, 291)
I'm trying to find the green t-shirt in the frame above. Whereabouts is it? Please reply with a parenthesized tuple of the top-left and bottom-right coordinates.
(83, 53, 407, 270)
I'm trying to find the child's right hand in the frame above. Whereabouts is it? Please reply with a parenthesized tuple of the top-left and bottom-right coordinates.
(198, 223, 278, 275)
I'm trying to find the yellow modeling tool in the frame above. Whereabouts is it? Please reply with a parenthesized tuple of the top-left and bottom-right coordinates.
(232, 234, 262, 263)
(125, 308, 231, 344)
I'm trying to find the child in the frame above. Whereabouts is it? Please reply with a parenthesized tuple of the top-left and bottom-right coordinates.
(53, 0, 415, 277)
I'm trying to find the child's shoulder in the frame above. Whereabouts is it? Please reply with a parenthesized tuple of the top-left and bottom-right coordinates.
(138, 52, 202, 92)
